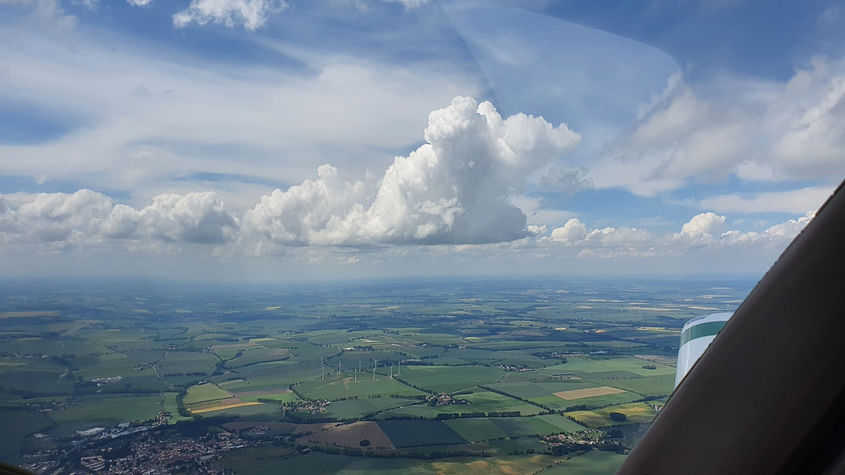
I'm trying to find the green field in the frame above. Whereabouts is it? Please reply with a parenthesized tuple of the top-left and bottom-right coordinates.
(217, 368, 311, 393)
(73, 354, 142, 378)
(377, 419, 466, 448)
(227, 347, 290, 367)
(487, 381, 641, 411)
(443, 418, 507, 442)
(0, 409, 55, 463)
(566, 402, 659, 428)
(49, 395, 162, 426)
(373, 390, 545, 419)
(540, 450, 628, 474)
(158, 352, 219, 376)
(295, 375, 425, 400)
(162, 392, 193, 423)
(236, 390, 299, 403)
(398, 365, 507, 393)
(489, 414, 585, 438)
(439, 390, 545, 416)
(198, 402, 280, 418)
(323, 397, 419, 420)
(184, 383, 233, 405)
(219, 450, 565, 475)
(0, 364, 76, 396)
(588, 374, 675, 397)
(539, 357, 675, 378)
(0, 278, 750, 471)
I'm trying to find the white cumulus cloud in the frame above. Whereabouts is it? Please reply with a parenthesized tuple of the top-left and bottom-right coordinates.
(0, 189, 238, 252)
(103, 192, 239, 244)
(549, 218, 587, 244)
(243, 96, 580, 248)
(678, 212, 726, 240)
(0, 189, 112, 249)
(545, 211, 813, 259)
(173, 0, 287, 30)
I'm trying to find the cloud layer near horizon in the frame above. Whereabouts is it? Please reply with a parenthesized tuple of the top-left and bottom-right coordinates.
(0, 185, 816, 259)
(0, 97, 586, 252)
(0, 95, 823, 261)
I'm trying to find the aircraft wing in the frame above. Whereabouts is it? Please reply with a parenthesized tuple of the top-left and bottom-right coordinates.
(619, 179, 845, 474)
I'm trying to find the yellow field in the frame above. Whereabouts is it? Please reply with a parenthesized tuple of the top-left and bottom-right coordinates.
(566, 402, 658, 427)
(430, 455, 557, 474)
(190, 401, 262, 414)
(553, 386, 626, 400)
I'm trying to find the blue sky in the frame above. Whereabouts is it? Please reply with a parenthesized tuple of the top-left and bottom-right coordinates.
(0, 0, 843, 281)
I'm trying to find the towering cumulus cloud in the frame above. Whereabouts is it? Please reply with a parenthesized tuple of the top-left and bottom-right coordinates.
(243, 97, 580, 248)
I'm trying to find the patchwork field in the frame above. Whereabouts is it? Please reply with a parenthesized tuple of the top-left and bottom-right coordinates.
(443, 418, 507, 442)
(586, 374, 675, 397)
(227, 348, 290, 368)
(488, 381, 641, 410)
(489, 414, 585, 438)
(49, 395, 162, 426)
(323, 397, 418, 420)
(295, 376, 425, 400)
(191, 401, 263, 414)
(441, 414, 583, 444)
(1, 278, 744, 472)
(566, 402, 659, 428)
(158, 352, 219, 376)
(217, 370, 311, 394)
(302, 421, 395, 450)
(553, 386, 626, 400)
(541, 450, 628, 474)
(397, 365, 508, 393)
(199, 402, 280, 418)
(220, 451, 568, 475)
(162, 392, 193, 423)
(184, 383, 232, 405)
(376, 419, 466, 448)
(0, 360, 76, 396)
(234, 389, 299, 403)
(539, 357, 675, 378)
(441, 390, 545, 415)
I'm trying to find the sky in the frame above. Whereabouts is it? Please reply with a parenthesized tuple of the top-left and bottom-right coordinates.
(0, 0, 844, 281)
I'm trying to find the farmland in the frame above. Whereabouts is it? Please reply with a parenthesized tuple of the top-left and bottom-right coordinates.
(295, 375, 426, 400)
(377, 419, 467, 448)
(397, 365, 508, 393)
(0, 277, 752, 472)
(184, 383, 233, 405)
